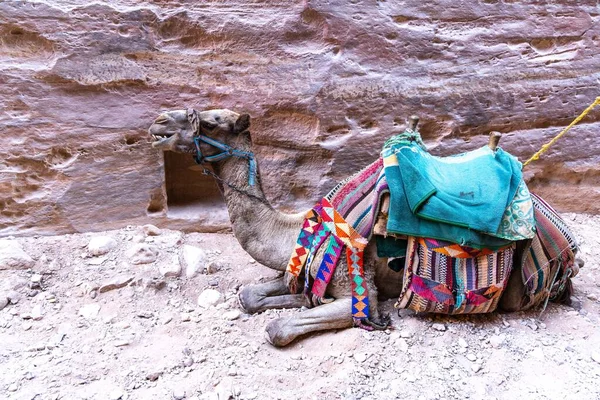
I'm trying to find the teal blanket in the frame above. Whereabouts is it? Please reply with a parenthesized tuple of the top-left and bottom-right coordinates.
(384, 141, 525, 250)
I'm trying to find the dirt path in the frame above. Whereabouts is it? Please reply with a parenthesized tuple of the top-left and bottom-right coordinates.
(1, 213, 599, 400)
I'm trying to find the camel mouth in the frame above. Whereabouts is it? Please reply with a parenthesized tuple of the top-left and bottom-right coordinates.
(148, 124, 177, 148)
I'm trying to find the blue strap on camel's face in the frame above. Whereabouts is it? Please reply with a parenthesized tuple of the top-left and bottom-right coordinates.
(188, 109, 257, 186)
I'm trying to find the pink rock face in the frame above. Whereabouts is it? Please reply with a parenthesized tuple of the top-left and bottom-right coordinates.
(1, 2, 599, 236)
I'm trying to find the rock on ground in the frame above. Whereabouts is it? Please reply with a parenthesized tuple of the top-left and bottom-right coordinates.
(0, 240, 34, 270)
(180, 245, 208, 278)
(128, 244, 159, 265)
(88, 236, 117, 256)
(197, 289, 223, 308)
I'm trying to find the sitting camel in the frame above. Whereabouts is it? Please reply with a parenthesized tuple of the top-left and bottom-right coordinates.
(148, 108, 580, 347)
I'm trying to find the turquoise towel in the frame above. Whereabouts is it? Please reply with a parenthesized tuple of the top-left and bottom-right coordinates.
(384, 142, 523, 250)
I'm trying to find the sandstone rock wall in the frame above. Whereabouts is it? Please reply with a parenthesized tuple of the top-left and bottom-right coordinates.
(1, 1, 599, 237)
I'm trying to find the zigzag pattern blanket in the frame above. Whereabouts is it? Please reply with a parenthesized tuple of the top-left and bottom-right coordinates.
(286, 158, 388, 324)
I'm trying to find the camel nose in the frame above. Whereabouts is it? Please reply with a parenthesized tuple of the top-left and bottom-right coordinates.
(153, 114, 169, 125)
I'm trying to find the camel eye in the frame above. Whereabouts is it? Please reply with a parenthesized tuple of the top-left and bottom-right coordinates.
(200, 120, 218, 130)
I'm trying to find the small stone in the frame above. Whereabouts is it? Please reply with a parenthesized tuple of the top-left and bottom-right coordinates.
(78, 303, 101, 320)
(128, 244, 159, 265)
(223, 310, 241, 321)
(99, 275, 134, 293)
(7, 290, 21, 304)
(113, 321, 131, 329)
(399, 330, 412, 339)
(30, 274, 43, 289)
(0, 296, 9, 311)
(181, 245, 208, 278)
(354, 352, 367, 363)
(466, 353, 477, 362)
(31, 304, 43, 321)
(182, 357, 194, 367)
(143, 224, 161, 236)
(8, 383, 18, 392)
(489, 335, 504, 348)
(432, 323, 446, 332)
(587, 293, 598, 301)
(458, 338, 468, 348)
(181, 313, 191, 322)
(208, 279, 219, 287)
(114, 340, 131, 347)
(205, 261, 222, 275)
(197, 289, 222, 308)
(88, 236, 117, 256)
(173, 388, 186, 400)
(227, 368, 237, 376)
(159, 255, 182, 278)
(502, 320, 510, 327)
(591, 352, 600, 364)
(471, 363, 482, 373)
(146, 371, 163, 381)
(22, 322, 33, 331)
(528, 323, 538, 331)
(137, 311, 154, 319)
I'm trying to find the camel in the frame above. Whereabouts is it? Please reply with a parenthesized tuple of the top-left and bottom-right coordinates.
(148, 108, 578, 347)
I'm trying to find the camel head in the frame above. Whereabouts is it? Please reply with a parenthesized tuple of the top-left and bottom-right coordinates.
(148, 108, 251, 153)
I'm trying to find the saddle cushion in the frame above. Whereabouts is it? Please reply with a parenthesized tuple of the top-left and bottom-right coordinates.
(397, 236, 515, 314)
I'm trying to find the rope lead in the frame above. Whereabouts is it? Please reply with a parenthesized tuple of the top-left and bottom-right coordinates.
(523, 96, 600, 167)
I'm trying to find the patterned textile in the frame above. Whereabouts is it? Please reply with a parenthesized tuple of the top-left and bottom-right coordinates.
(286, 208, 322, 292)
(396, 236, 515, 314)
(521, 193, 579, 309)
(418, 238, 498, 258)
(285, 159, 389, 324)
(491, 180, 536, 240)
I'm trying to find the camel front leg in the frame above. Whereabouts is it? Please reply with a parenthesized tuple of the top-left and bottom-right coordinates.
(238, 277, 308, 314)
(264, 298, 353, 347)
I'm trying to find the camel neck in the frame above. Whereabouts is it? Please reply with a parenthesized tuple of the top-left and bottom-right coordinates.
(211, 135, 304, 271)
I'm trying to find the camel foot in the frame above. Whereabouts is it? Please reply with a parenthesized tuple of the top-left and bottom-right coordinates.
(238, 286, 259, 314)
(265, 317, 295, 347)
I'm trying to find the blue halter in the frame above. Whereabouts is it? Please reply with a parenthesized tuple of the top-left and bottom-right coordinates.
(193, 135, 257, 186)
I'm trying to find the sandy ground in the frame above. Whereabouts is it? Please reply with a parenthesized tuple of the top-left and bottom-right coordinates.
(1, 212, 599, 400)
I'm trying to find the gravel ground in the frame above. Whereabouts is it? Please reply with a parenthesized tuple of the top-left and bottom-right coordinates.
(1, 212, 599, 400)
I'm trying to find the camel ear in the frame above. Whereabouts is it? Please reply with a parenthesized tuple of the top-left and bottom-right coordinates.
(234, 114, 251, 133)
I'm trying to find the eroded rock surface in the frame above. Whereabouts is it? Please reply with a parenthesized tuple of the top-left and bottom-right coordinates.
(1, 1, 599, 236)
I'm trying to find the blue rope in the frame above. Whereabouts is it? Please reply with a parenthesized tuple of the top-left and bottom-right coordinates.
(194, 136, 257, 186)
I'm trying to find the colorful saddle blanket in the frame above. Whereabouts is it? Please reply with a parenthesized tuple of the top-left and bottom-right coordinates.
(286, 158, 388, 325)
(397, 237, 515, 314)
(521, 193, 580, 309)
(286, 131, 573, 323)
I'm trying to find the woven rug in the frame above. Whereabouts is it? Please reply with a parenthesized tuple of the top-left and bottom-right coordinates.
(286, 158, 388, 326)
(521, 193, 580, 309)
(396, 237, 515, 314)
